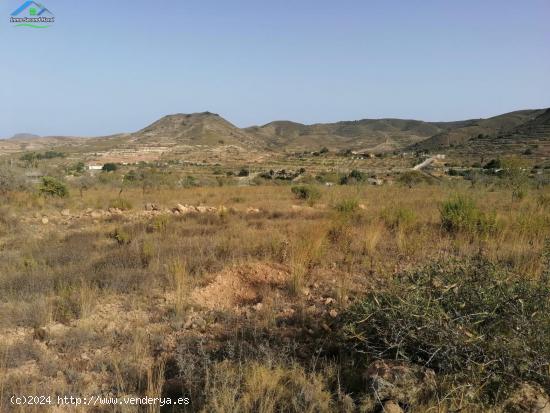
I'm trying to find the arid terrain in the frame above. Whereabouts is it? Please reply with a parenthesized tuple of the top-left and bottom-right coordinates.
(1, 109, 549, 412)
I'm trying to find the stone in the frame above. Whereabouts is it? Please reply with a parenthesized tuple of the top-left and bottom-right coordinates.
(364, 360, 436, 407)
(60, 209, 70, 216)
(329, 309, 338, 318)
(41, 217, 49, 224)
(90, 211, 102, 219)
(246, 207, 261, 214)
(174, 204, 195, 214)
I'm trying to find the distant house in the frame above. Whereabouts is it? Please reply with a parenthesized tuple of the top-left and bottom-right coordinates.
(87, 164, 103, 171)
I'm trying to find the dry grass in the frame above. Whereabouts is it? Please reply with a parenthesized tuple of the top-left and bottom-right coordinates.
(0, 180, 548, 411)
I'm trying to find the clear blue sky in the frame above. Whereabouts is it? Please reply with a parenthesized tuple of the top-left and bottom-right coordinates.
(1, 0, 549, 137)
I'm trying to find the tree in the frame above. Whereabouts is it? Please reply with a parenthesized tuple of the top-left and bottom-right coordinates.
(39, 176, 68, 198)
(500, 156, 530, 201)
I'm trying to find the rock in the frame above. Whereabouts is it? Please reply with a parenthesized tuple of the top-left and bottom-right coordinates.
(503, 383, 550, 413)
(325, 297, 335, 305)
(383, 400, 404, 413)
(108, 207, 122, 214)
(246, 207, 261, 214)
(41, 217, 49, 224)
(329, 309, 338, 318)
(60, 209, 70, 217)
(174, 204, 196, 214)
(196, 206, 209, 213)
(364, 360, 436, 407)
(90, 211, 102, 219)
(85, 208, 93, 214)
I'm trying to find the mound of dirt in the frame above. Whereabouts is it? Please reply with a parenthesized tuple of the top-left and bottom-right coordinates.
(192, 263, 289, 311)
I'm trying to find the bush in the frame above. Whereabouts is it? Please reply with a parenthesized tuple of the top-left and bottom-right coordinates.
(39, 176, 68, 197)
(440, 195, 497, 236)
(102, 163, 118, 172)
(345, 255, 550, 405)
(381, 206, 416, 231)
(397, 171, 431, 188)
(483, 159, 502, 170)
(108, 198, 133, 211)
(339, 169, 366, 185)
(334, 198, 359, 214)
(291, 185, 321, 205)
(0, 166, 27, 195)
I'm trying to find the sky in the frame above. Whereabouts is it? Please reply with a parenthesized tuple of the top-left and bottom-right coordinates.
(0, 0, 549, 137)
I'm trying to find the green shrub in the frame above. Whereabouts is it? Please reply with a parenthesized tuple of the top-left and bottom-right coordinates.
(339, 169, 366, 185)
(110, 227, 131, 245)
(334, 198, 359, 214)
(39, 176, 68, 197)
(440, 195, 497, 236)
(102, 163, 118, 172)
(345, 255, 550, 405)
(291, 185, 321, 205)
(381, 206, 416, 231)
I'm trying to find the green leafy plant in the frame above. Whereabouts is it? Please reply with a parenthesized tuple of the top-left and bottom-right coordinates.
(440, 195, 498, 236)
(39, 176, 68, 198)
(291, 185, 321, 205)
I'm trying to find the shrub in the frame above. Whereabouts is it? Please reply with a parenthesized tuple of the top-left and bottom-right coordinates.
(339, 169, 366, 185)
(381, 206, 416, 231)
(102, 163, 118, 172)
(483, 159, 501, 169)
(440, 195, 497, 236)
(110, 227, 131, 245)
(345, 256, 550, 405)
(291, 185, 321, 205)
(39, 176, 68, 197)
(108, 198, 133, 211)
(397, 171, 430, 188)
(238, 168, 250, 177)
(0, 166, 27, 195)
(334, 198, 359, 214)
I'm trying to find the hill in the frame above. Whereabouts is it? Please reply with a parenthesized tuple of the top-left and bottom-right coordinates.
(9, 133, 41, 140)
(1, 109, 549, 162)
(132, 112, 262, 148)
(445, 108, 550, 159)
(409, 109, 545, 152)
(245, 118, 464, 153)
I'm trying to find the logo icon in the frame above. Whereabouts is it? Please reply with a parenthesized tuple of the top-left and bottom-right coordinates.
(10, 1, 54, 28)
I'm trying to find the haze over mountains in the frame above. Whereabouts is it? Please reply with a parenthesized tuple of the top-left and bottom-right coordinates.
(2, 108, 549, 158)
